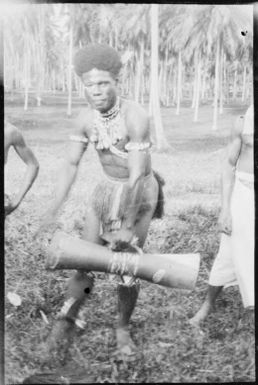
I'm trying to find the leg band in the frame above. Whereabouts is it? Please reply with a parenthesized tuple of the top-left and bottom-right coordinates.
(117, 281, 140, 327)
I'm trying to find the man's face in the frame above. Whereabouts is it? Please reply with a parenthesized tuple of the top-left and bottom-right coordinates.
(82, 69, 118, 113)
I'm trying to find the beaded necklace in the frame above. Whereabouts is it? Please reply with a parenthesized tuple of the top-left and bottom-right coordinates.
(90, 97, 123, 150)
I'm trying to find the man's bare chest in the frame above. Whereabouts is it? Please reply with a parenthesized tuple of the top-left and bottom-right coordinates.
(97, 137, 129, 167)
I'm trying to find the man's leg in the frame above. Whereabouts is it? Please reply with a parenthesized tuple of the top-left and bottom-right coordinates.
(189, 285, 223, 327)
(47, 207, 102, 355)
(116, 200, 158, 354)
(64, 206, 103, 320)
(51, 209, 101, 342)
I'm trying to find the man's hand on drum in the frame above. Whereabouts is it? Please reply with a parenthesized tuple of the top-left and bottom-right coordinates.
(108, 228, 135, 251)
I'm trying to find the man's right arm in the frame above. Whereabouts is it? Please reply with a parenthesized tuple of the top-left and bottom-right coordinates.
(44, 115, 89, 221)
(219, 116, 243, 234)
(48, 138, 88, 217)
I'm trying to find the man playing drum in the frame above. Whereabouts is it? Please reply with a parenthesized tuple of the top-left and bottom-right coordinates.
(39, 44, 165, 355)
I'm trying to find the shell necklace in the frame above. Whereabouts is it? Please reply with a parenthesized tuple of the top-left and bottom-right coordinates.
(90, 97, 123, 150)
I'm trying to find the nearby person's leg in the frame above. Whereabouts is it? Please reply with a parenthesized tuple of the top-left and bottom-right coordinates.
(189, 232, 236, 327)
(116, 177, 158, 354)
(189, 285, 223, 327)
(230, 178, 254, 309)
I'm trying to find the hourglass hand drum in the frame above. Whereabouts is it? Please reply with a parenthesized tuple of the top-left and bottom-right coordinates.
(46, 231, 200, 290)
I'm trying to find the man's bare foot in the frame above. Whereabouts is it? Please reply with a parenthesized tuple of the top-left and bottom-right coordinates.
(189, 302, 211, 328)
(116, 327, 136, 356)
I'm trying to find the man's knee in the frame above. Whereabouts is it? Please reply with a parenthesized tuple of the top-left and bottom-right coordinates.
(67, 271, 95, 299)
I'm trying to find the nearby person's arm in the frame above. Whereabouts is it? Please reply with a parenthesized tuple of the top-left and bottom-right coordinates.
(111, 104, 151, 245)
(218, 116, 243, 235)
(5, 128, 39, 216)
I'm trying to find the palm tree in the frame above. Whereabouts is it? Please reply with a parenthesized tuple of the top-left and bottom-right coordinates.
(163, 4, 197, 116)
(207, 5, 252, 129)
(4, 5, 33, 110)
(67, 7, 74, 117)
(117, 4, 150, 104)
(58, 3, 96, 116)
(149, 4, 168, 150)
(4, 3, 253, 124)
(182, 4, 252, 128)
(35, 4, 46, 106)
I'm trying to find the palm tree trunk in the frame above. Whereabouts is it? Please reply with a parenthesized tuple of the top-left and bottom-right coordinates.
(158, 62, 162, 92)
(172, 67, 176, 105)
(201, 57, 207, 102)
(35, 37, 42, 106)
(126, 75, 129, 95)
(67, 22, 73, 117)
(224, 55, 229, 105)
(11, 64, 15, 101)
(148, 87, 153, 116)
(15, 52, 19, 93)
(180, 66, 184, 100)
(140, 70, 145, 105)
(24, 30, 30, 111)
(191, 51, 198, 109)
(233, 67, 237, 100)
(191, 75, 196, 108)
(36, 4, 45, 107)
(114, 26, 118, 50)
(165, 65, 171, 106)
(150, 3, 167, 150)
(121, 62, 127, 96)
(134, 57, 140, 102)
(135, 38, 144, 103)
(139, 38, 144, 105)
(24, 56, 29, 111)
(52, 71, 56, 93)
(61, 62, 66, 93)
(79, 78, 84, 98)
(212, 36, 220, 130)
(109, 31, 112, 46)
(241, 64, 246, 102)
(176, 50, 182, 115)
(194, 52, 201, 122)
(201, 72, 205, 101)
(163, 45, 168, 106)
(219, 46, 223, 114)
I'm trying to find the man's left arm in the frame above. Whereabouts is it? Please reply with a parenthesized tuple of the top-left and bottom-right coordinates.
(5, 129, 39, 216)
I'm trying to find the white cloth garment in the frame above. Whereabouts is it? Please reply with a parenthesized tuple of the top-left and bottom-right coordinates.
(209, 171, 254, 307)
(243, 104, 254, 135)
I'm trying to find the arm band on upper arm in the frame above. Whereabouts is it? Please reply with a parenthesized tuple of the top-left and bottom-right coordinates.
(124, 142, 151, 151)
(69, 135, 89, 145)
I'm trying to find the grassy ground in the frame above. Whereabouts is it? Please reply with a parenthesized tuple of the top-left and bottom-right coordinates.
(4, 96, 254, 383)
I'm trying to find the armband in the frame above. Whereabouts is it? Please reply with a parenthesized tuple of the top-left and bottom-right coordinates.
(69, 135, 88, 145)
(124, 142, 151, 151)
